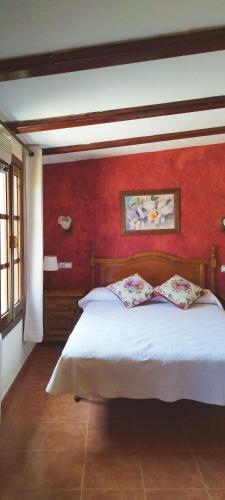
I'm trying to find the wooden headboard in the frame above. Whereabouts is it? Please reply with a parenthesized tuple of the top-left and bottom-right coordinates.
(91, 246, 217, 293)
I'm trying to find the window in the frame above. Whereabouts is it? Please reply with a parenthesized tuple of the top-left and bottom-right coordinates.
(0, 156, 24, 332)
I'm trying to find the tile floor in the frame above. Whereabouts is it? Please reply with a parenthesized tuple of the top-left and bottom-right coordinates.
(1, 344, 225, 499)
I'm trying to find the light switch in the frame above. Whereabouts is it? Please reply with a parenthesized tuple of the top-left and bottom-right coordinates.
(59, 262, 72, 269)
(221, 265, 225, 272)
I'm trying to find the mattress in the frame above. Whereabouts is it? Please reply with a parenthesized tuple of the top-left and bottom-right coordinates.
(46, 288, 225, 405)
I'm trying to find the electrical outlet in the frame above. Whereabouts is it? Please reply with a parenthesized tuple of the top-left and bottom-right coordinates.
(59, 262, 72, 269)
(221, 265, 225, 273)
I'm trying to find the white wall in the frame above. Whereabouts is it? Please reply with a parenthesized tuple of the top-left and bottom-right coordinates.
(1, 320, 34, 400)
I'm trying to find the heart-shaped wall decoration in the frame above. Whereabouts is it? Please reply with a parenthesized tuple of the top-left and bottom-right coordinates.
(58, 216, 72, 231)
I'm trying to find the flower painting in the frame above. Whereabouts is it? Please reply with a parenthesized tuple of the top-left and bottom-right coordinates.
(120, 189, 180, 235)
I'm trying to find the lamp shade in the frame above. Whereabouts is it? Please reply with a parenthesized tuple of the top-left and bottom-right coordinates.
(43, 255, 58, 271)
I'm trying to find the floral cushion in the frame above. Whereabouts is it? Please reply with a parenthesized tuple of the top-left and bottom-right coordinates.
(153, 275, 203, 309)
(108, 273, 153, 308)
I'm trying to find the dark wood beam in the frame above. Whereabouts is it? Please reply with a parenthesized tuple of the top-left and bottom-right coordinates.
(1, 27, 225, 81)
(42, 125, 225, 155)
(7, 95, 225, 134)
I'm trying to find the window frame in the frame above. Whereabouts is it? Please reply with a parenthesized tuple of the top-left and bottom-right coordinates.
(0, 155, 24, 337)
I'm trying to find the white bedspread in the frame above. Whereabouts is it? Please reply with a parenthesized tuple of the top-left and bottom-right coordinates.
(46, 295, 225, 405)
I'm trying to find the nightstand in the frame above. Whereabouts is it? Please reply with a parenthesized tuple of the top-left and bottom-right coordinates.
(44, 289, 85, 341)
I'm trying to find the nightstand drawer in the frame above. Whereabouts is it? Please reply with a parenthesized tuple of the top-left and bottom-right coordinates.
(45, 311, 79, 332)
(43, 288, 85, 342)
(45, 297, 78, 311)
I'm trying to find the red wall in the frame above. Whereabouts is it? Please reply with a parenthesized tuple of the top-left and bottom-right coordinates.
(43, 143, 225, 293)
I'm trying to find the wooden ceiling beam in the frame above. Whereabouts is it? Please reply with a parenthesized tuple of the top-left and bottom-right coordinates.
(1, 27, 225, 81)
(42, 125, 225, 155)
(7, 95, 225, 134)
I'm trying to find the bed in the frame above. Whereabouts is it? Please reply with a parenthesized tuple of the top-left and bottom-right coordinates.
(46, 246, 225, 406)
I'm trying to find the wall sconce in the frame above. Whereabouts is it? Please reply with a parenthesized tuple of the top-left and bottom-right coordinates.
(220, 217, 225, 232)
(58, 216, 72, 231)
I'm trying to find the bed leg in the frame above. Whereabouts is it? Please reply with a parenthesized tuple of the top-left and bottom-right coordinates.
(74, 395, 81, 402)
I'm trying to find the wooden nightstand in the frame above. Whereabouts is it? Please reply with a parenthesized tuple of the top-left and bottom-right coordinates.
(44, 289, 85, 341)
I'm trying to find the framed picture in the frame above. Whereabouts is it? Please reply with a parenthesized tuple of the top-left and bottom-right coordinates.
(120, 189, 180, 235)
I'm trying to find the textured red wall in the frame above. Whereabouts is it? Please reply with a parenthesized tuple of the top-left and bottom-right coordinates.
(43, 143, 225, 293)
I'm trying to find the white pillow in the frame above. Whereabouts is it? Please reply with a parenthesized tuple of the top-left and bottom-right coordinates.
(196, 289, 224, 309)
(79, 286, 223, 311)
(78, 287, 120, 309)
(150, 289, 223, 309)
(150, 288, 223, 309)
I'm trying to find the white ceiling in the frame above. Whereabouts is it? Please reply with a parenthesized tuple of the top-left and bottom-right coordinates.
(1, 52, 225, 121)
(0, 0, 225, 164)
(1, 0, 225, 58)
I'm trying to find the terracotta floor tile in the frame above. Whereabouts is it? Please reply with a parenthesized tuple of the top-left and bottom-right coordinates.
(135, 399, 187, 422)
(187, 413, 225, 450)
(0, 421, 39, 450)
(89, 398, 136, 422)
(145, 490, 208, 499)
(3, 404, 46, 422)
(19, 451, 83, 490)
(0, 491, 81, 500)
(87, 420, 137, 451)
(7, 399, 48, 412)
(140, 450, 203, 489)
(83, 491, 145, 499)
(6, 383, 49, 408)
(137, 419, 188, 450)
(0, 451, 28, 494)
(34, 357, 60, 366)
(0, 451, 82, 494)
(32, 344, 63, 358)
(34, 422, 87, 451)
(12, 374, 47, 388)
(50, 393, 76, 403)
(89, 400, 113, 421)
(18, 369, 55, 386)
(4, 344, 225, 500)
(1, 398, 8, 416)
(29, 356, 57, 367)
(208, 490, 225, 499)
(18, 379, 48, 393)
(43, 399, 89, 423)
(26, 354, 59, 366)
(84, 450, 143, 490)
(195, 451, 225, 488)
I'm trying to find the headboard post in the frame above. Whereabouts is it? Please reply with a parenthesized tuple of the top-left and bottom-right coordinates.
(90, 246, 96, 289)
(210, 246, 217, 294)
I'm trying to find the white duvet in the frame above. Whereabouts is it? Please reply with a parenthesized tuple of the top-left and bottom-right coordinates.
(46, 288, 225, 405)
